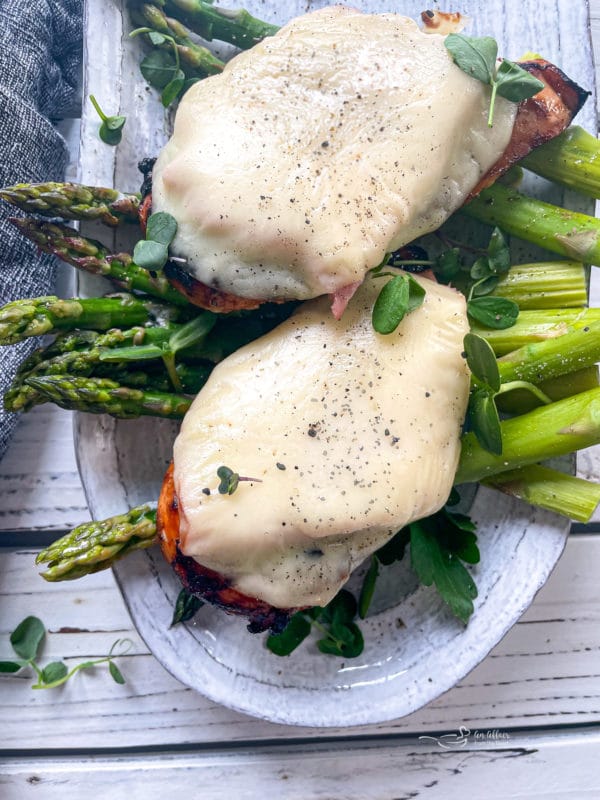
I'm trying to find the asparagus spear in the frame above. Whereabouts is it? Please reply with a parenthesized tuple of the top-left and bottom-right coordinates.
(13, 219, 190, 307)
(483, 464, 600, 523)
(462, 182, 600, 265)
(491, 260, 587, 309)
(472, 307, 600, 355)
(131, 3, 224, 75)
(0, 295, 176, 345)
(456, 387, 600, 484)
(6, 347, 211, 411)
(25, 375, 193, 419)
(36, 505, 158, 581)
(0, 182, 140, 226)
(521, 125, 600, 199)
(497, 366, 599, 414)
(495, 321, 600, 386)
(151, 0, 280, 49)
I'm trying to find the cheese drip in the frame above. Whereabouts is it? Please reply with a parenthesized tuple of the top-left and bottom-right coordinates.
(152, 6, 516, 301)
(174, 274, 470, 609)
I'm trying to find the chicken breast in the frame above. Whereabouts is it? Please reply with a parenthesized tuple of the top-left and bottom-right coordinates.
(152, 6, 517, 304)
(168, 273, 470, 610)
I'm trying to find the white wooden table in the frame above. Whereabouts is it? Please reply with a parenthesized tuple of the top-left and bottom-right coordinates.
(2, 3, 600, 797)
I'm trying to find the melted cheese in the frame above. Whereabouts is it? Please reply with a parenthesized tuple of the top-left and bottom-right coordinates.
(153, 6, 516, 301)
(174, 274, 470, 609)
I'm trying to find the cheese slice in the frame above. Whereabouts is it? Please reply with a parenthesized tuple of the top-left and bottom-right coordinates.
(152, 6, 516, 302)
(174, 274, 470, 609)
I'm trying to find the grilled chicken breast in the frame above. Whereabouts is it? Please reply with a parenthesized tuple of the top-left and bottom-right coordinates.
(158, 273, 470, 628)
(152, 7, 586, 315)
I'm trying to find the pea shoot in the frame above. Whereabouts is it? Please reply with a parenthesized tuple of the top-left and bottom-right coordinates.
(133, 210, 179, 273)
(0, 616, 130, 689)
(89, 95, 126, 146)
(445, 33, 544, 127)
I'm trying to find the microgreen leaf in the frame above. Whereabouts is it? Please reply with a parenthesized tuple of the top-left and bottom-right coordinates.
(410, 521, 478, 624)
(148, 31, 167, 46)
(168, 313, 216, 354)
(0, 661, 23, 673)
(89, 95, 126, 146)
(463, 332, 500, 392)
(133, 239, 169, 271)
(10, 616, 45, 661)
(372, 274, 426, 334)
(467, 296, 519, 329)
(445, 33, 497, 84)
(98, 344, 165, 363)
(217, 466, 240, 495)
(140, 50, 180, 90)
(161, 69, 186, 107)
(317, 622, 364, 658)
(146, 212, 178, 246)
(321, 589, 357, 625)
(487, 227, 511, 274)
(40, 661, 68, 685)
(358, 555, 379, 619)
(434, 248, 462, 283)
(495, 59, 545, 103)
(171, 588, 204, 627)
(266, 613, 312, 656)
(470, 389, 503, 455)
(470, 256, 492, 281)
(109, 661, 126, 685)
(471, 275, 500, 297)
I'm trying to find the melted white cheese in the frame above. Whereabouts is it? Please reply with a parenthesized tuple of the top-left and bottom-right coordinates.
(153, 6, 516, 301)
(174, 274, 470, 609)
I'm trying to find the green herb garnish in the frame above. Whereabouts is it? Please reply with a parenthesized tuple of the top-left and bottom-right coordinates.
(372, 273, 426, 334)
(0, 616, 130, 689)
(267, 590, 364, 659)
(171, 589, 204, 626)
(216, 465, 262, 495)
(445, 33, 544, 127)
(89, 95, 126, 146)
(133, 211, 179, 273)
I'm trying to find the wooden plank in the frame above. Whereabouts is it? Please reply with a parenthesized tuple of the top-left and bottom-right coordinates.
(0, 407, 89, 534)
(1, 729, 600, 799)
(1, 536, 599, 748)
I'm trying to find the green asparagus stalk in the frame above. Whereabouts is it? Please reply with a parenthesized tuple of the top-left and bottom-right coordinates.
(13, 219, 191, 307)
(472, 307, 600, 355)
(0, 295, 175, 345)
(495, 321, 600, 386)
(152, 0, 280, 49)
(456, 387, 600, 484)
(25, 375, 193, 419)
(131, 3, 224, 75)
(0, 182, 140, 226)
(521, 125, 600, 199)
(491, 260, 587, 309)
(463, 182, 600, 265)
(482, 464, 600, 523)
(6, 348, 211, 411)
(36, 505, 158, 581)
(497, 366, 599, 414)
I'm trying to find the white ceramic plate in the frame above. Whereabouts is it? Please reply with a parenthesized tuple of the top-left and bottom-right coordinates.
(74, 0, 595, 727)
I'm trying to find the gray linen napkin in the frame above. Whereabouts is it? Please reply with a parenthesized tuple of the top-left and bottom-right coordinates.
(0, 0, 82, 460)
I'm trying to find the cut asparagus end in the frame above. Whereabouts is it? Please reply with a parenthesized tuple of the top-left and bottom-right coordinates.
(521, 125, 600, 200)
(483, 464, 600, 523)
(462, 182, 600, 265)
(456, 387, 600, 485)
